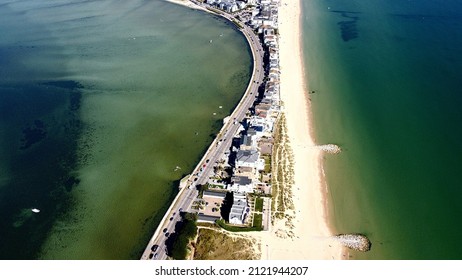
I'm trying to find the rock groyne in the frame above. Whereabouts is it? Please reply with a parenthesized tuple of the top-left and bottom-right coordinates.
(333, 234, 371, 252)
(318, 144, 341, 154)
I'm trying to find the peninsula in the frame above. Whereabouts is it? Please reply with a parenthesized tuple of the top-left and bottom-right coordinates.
(141, 0, 344, 260)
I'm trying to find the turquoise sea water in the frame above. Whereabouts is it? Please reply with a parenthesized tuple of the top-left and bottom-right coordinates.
(302, 0, 462, 259)
(0, 0, 251, 259)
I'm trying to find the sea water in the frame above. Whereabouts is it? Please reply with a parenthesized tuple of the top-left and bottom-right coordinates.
(0, 0, 251, 259)
(302, 0, 462, 259)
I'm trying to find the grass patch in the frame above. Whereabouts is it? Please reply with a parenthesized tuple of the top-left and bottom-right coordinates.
(231, 19, 243, 29)
(253, 213, 263, 229)
(254, 197, 264, 212)
(194, 228, 259, 260)
(262, 155, 271, 173)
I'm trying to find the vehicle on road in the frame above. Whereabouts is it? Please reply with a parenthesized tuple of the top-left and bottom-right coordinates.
(151, 244, 159, 252)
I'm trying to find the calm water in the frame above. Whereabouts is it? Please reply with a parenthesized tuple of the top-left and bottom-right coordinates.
(0, 0, 251, 259)
(302, 0, 462, 259)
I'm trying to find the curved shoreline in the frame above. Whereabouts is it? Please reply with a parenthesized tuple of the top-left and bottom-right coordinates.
(151, 0, 345, 260)
(141, 0, 263, 260)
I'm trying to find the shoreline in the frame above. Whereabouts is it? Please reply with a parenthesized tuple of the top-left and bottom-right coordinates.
(141, 0, 264, 260)
(159, 0, 345, 260)
(164, 0, 208, 11)
(254, 0, 344, 259)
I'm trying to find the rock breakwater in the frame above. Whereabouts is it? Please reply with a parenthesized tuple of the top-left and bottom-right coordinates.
(333, 234, 371, 252)
(318, 144, 341, 154)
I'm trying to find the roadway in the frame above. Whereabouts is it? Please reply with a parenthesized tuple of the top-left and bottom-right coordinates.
(141, 3, 265, 260)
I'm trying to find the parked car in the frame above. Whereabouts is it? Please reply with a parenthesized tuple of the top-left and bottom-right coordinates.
(151, 244, 159, 252)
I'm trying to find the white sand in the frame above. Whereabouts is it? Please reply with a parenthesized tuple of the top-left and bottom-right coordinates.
(249, 0, 344, 259)
(164, 0, 345, 259)
(165, 0, 208, 12)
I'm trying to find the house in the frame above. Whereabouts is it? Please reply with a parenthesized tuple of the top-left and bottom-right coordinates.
(228, 193, 250, 225)
(235, 149, 265, 172)
(234, 166, 256, 179)
(247, 125, 265, 138)
(235, 149, 260, 169)
(203, 190, 226, 199)
(239, 134, 257, 150)
(229, 175, 254, 193)
(237, 1, 247, 10)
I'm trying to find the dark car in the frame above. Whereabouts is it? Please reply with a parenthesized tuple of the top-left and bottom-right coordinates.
(149, 253, 154, 259)
(151, 244, 159, 252)
(165, 232, 170, 237)
(169, 217, 173, 221)
(163, 228, 168, 233)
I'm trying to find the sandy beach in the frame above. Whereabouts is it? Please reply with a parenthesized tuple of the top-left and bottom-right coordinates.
(165, 0, 344, 259)
(250, 0, 344, 259)
(165, 0, 208, 12)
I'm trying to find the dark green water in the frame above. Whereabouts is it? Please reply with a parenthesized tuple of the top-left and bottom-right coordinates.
(302, 0, 462, 259)
(0, 0, 251, 259)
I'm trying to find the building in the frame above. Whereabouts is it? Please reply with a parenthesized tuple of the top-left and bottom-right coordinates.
(197, 214, 220, 224)
(235, 149, 259, 169)
(229, 175, 254, 193)
(203, 190, 227, 199)
(240, 134, 257, 150)
(229, 193, 249, 225)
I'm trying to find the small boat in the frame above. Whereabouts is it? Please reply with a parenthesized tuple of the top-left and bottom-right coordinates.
(31, 208, 40, 213)
(209, 39, 213, 43)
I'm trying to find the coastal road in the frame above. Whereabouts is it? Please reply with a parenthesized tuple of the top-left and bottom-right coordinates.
(141, 4, 265, 260)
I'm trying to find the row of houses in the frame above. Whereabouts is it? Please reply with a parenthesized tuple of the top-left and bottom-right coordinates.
(205, 0, 255, 13)
(196, 0, 282, 226)
(225, 0, 282, 225)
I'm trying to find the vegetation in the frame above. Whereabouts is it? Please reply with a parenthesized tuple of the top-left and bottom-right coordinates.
(193, 228, 260, 260)
(231, 19, 243, 29)
(252, 213, 263, 229)
(206, 7, 222, 15)
(254, 197, 264, 212)
(262, 155, 271, 173)
(165, 213, 198, 260)
(196, 184, 208, 198)
(216, 219, 262, 232)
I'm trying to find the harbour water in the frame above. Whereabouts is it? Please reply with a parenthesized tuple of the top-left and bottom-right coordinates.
(0, 0, 251, 259)
(302, 0, 462, 259)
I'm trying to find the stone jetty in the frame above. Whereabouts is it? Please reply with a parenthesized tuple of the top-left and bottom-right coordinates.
(318, 144, 341, 154)
(333, 234, 371, 252)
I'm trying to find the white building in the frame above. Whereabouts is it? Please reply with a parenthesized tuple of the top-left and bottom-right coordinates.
(229, 193, 250, 225)
(229, 175, 254, 193)
(235, 149, 259, 169)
